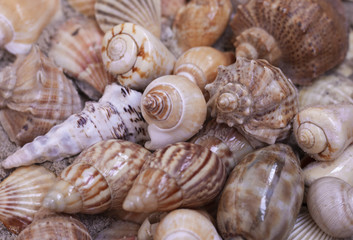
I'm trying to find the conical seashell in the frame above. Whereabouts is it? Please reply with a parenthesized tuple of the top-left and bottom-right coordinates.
(0, 0, 61, 55)
(123, 142, 226, 213)
(205, 57, 298, 146)
(293, 104, 353, 161)
(96, 220, 140, 240)
(230, 0, 349, 85)
(2, 83, 149, 169)
(138, 212, 167, 240)
(67, 0, 96, 17)
(0, 166, 56, 234)
(217, 144, 304, 240)
(141, 75, 207, 150)
(101, 23, 176, 91)
(0, 46, 82, 146)
(95, 0, 161, 38)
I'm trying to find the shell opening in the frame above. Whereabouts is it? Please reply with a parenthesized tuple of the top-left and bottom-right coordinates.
(142, 91, 172, 121)
(217, 93, 238, 112)
(297, 122, 328, 154)
(0, 14, 14, 47)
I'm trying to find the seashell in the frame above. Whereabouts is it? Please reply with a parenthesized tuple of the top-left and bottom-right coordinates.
(154, 209, 222, 240)
(230, 0, 349, 85)
(307, 177, 353, 238)
(67, 0, 96, 17)
(123, 142, 226, 213)
(205, 57, 298, 146)
(137, 212, 167, 240)
(0, 46, 82, 146)
(161, 0, 186, 19)
(95, 0, 161, 38)
(0, 166, 56, 234)
(95, 220, 140, 240)
(101, 23, 176, 91)
(293, 104, 353, 161)
(1, 83, 149, 169)
(0, 0, 61, 55)
(49, 17, 115, 100)
(217, 144, 304, 240)
(141, 75, 207, 150)
(112, 210, 150, 224)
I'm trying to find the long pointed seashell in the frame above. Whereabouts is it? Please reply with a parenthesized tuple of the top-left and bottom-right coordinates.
(2, 83, 149, 169)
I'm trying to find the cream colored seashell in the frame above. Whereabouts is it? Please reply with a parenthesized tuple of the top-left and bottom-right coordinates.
(293, 104, 353, 161)
(112, 210, 150, 224)
(141, 75, 207, 150)
(0, 0, 61, 55)
(138, 212, 167, 240)
(95, 220, 140, 240)
(68, 0, 96, 17)
(307, 177, 353, 238)
(161, 0, 186, 19)
(123, 142, 226, 213)
(49, 17, 115, 100)
(95, 0, 161, 38)
(101, 23, 176, 91)
(1, 83, 149, 169)
(0, 46, 82, 146)
(0, 166, 56, 234)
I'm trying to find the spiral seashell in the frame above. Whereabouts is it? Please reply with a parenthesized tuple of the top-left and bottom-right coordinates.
(293, 104, 353, 161)
(0, 46, 82, 146)
(95, 0, 161, 38)
(123, 142, 226, 213)
(1, 83, 149, 169)
(49, 17, 115, 100)
(67, 0, 95, 17)
(0, 166, 56, 234)
(230, 0, 349, 85)
(137, 212, 167, 240)
(101, 23, 176, 91)
(307, 177, 353, 238)
(95, 220, 140, 240)
(205, 57, 298, 146)
(141, 75, 207, 150)
(217, 144, 304, 240)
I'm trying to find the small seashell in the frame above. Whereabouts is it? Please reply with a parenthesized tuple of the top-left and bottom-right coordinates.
(137, 212, 167, 240)
(95, 220, 140, 240)
(101, 23, 176, 91)
(123, 142, 226, 213)
(67, 0, 96, 17)
(141, 75, 207, 150)
(0, 46, 82, 146)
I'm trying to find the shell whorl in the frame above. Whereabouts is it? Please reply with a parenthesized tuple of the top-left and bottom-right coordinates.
(296, 122, 327, 154)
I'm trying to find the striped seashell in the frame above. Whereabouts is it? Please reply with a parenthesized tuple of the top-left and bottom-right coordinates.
(67, 0, 96, 17)
(95, 220, 140, 240)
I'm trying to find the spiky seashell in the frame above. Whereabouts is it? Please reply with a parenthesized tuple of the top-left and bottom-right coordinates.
(2, 83, 149, 169)
(0, 46, 82, 146)
(0, 0, 61, 55)
(141, 75, 207, 150)
(123, 142, 226, 213)
(217, 144, 304, 240)
(230, 0, 349, 85)
(95, 220, 139, 240)
(137, 212, 167, 240)
(0, 166, 56, 234)
(67, 0, 95, 17)
(205, 57, 298, 146)
(101, 23, 176, 91)
(95, 0, 161, 38)
(293, 104, 353, 161)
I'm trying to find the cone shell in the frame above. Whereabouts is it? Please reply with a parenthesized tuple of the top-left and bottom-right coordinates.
(96, 220, 139, 240)
(67, 0, 95, 17)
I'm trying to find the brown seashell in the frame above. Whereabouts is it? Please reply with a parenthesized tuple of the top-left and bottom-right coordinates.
(67, 0, 95, 17)
(95, 220, 140, 240)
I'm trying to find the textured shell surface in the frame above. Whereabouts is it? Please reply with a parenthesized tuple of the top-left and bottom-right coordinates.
(205, 57, 298, 145)
(0, 46, 82, 146)
(0, 166, 56, 234)
(123, 142, 226, 213)
(95, 220, 139, 240)
(68, 0, 96, 17)
(217, 144, 304, 240)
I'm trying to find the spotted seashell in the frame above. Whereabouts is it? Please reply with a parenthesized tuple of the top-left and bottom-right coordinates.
(95, 220, 140, 240)
(67, 0, 95, 17)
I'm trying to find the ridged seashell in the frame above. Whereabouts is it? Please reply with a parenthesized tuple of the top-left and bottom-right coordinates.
(101, 23, 176, 91)
(141, 75, 207, 150)
(230, 0, 349, 85)
(95, 220, 140, 240)
(217, 144, 304, 240)
(0, 166, 56, 234)
(123, 142, 226, 213)
(49, 17, 115, 100)
(2, 83, 149, 169)
(162, 0, 186, 19)
(307, 177, 353, 238)
(95, 0, 161, 38)
(67, 0, 95, 17)
(0, 46, 82, 146)
(293, 104, 353, 161)
(137, 212, 167, 240)
(205, 57, 298, 146)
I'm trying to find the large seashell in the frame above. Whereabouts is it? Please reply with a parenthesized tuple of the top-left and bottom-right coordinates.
(49, 17, 115, 100)
(2, 83, 149, 169)
(101, 23, 176, 91)
(95, 0, 161, 38)
(205, 57, 298, 146)
(161, 0, 186, 19)
(137, 212, 167, 240)
(230, 0, 349, 85)
(123, 142, 226, 213)
(0, 166, 56, 234)
(0, 46, 82, 146)
(0, 0, 61, 55)
(293, 104, 353, 161)
(141, 75, 207, 150)
(217, 144, 304, 240)
(67, 0, 96, 17)
(95, 220, 140, 240)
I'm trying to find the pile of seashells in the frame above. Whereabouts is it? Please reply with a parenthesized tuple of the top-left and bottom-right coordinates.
(0, 0, 353, 239)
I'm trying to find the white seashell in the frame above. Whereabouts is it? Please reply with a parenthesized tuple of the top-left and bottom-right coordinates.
(67, 0, 96, 17)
